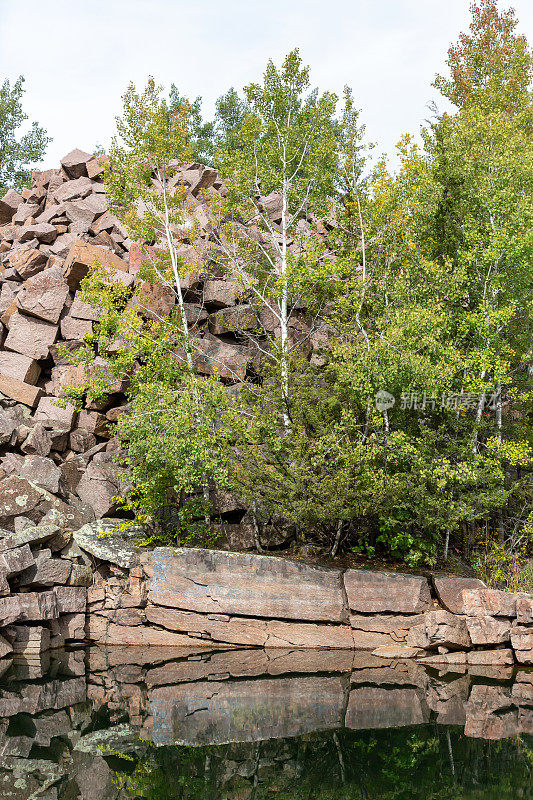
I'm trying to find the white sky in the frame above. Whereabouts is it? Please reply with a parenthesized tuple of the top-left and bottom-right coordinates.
(1, 0, 533, 171)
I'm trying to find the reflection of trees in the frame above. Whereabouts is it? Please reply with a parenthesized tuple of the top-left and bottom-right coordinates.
(117, 727, 533, 800)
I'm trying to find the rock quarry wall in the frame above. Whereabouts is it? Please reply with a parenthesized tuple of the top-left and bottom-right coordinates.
(0, 147, 333, 548)
(0, 150, 531, 666)
(0, 520, 531, 665)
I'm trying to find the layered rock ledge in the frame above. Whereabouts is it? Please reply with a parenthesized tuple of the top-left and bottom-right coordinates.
(0, 522, 531, 666)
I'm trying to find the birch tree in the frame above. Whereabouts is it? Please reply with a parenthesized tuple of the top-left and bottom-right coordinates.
(213, 50, 339, 429)
(103, 78, 198, 369)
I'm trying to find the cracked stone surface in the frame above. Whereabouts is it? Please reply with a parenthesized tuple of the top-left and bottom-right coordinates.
(148, 547, 347, 623)
(73, 519, 143, 569)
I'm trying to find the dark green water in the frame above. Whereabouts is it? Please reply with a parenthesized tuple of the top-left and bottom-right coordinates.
(0, 647, 531, 799)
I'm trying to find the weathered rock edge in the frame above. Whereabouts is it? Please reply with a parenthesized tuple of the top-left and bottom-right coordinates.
(3, 526, 530, 665)
(0, 528, 531, 664)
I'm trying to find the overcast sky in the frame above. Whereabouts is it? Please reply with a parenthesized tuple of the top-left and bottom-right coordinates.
(1, 0, 533, 171)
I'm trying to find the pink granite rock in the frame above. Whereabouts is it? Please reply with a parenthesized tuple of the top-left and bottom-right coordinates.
(18, 265, 69, 323)
(462, 587, 522, 617)
(148, 547, 347, 622)
(0, 351, 41, 384)
(4, 312, 58, 360)
(466, 615, 512, 645)
(432, 576, 486, 615)
(344, 570, 431, 614)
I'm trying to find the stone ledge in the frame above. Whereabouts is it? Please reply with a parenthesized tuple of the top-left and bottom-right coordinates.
(0, 537, 531, 665)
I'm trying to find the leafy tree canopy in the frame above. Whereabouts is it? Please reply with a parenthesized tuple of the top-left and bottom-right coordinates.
(0, 75, 50, 192)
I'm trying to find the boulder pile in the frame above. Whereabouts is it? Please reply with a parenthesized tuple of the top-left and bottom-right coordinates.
(0, 521, 91, 658)
(0, 148, 334, 547)
(0, 149, 134, 533)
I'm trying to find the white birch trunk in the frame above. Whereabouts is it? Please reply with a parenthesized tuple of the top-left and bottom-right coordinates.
(160, 174, 194, 373)
(280, 177, 290, 432)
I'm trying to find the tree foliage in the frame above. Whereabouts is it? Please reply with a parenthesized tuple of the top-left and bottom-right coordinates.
(69, 4, 533, 569)
(0, 75, 50, 192)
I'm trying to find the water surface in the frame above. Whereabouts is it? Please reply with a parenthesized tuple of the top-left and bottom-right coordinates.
(0, 647, 531, 798)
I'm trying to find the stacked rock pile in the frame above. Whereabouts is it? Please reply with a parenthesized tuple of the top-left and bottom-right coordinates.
(85, 543, 533, 666)
(0, 148, 334, 549)
(0, 522, 92, 659)
(0, 526, 531, 664)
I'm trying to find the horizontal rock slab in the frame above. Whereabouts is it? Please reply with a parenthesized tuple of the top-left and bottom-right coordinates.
(371, 645, 425, 659)
(343, 570, 431, 614)
(145, 606, 355, 648)
(148, 547, 347, 622)
(144, 648, 356, 687)
(0, 676, 86, 717)
(349, 614, 427, 650)
(86, 616, 211, 647)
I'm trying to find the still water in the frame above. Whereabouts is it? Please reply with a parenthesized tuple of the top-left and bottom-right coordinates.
(0, 646, 531, 799)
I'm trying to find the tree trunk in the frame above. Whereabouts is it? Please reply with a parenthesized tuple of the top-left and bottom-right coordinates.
(280, 177, 290, 432)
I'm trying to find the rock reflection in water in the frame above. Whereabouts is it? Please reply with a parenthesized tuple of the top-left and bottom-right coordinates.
(0, 646, 530, 799)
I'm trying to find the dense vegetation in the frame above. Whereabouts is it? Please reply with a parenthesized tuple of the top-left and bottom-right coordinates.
(64, 0, 533, 580)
